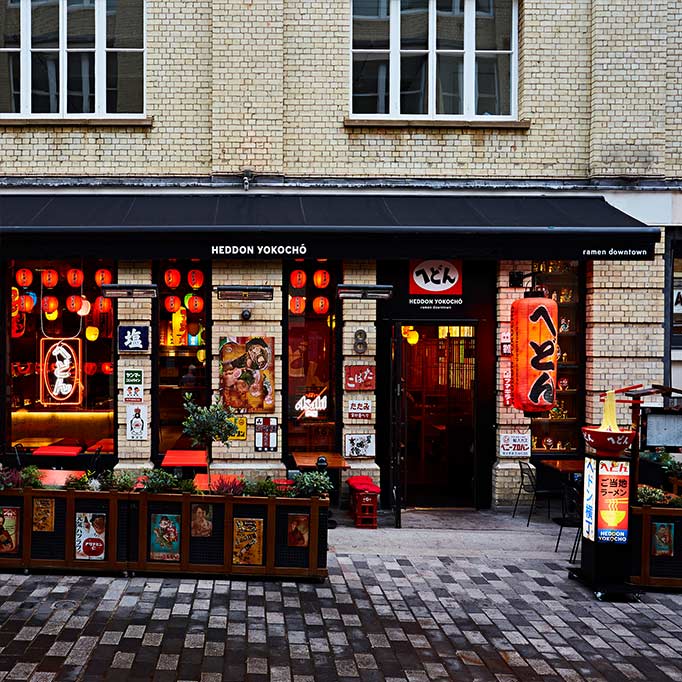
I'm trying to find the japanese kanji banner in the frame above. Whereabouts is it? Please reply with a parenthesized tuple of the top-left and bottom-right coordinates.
(583, 457, 597, 542)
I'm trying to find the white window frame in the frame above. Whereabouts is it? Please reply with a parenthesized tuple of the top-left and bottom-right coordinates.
(350, 0, 517, 121)
(0, 0, 145, 118)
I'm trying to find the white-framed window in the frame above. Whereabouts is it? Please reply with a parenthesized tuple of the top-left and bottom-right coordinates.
(351, 0, 517, 120)
(0, 0, 144, 117)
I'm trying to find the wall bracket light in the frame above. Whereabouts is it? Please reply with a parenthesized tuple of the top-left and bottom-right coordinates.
(214, 285, 274, 301)
(336, 284, 393, 300)
(101, 284, 158, 299)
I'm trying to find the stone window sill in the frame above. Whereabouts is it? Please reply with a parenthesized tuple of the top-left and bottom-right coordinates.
(0, 117, 154, 127)
(344, 117, 531, 130)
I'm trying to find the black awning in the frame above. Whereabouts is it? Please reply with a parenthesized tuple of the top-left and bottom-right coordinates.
(0, 193, 659, 260)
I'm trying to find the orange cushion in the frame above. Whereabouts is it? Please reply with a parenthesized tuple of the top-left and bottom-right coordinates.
(162, 450, 207, 467)
(33, 446, 82, 457)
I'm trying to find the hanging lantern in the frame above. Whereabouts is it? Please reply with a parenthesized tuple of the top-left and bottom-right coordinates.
(84, 362, 98, 376)
(312, 296, 329, 315)
(77, 298, 91, 316)
(94, 296, 112, 313)
(401, 325, 414, 338)
(15, 268, 33, 287)
(94, 268, 113, 286)
(511, 296, 559, 413)
(165, 295, 182, 313)
(41, 269, 59, 289)
(85, 326, 100, 342)
(101, 362, 114, 375)
(313, 270, 330, 289)
(11, 314, 25, 337)
(406, 330, 420, 345)
(187, 269, 204, 289)
(164, 268, 182, 289)
(290, 270, 307, 289)
(66, 294, 83, 313)
(289, 296, 306, 315)
(196, 349, 206, 363)
(11, 287, 19, 303)
(187, 295, 204, 314)
(41, 296, 59, 313)
(45, 309, 59, 321)
(18, 294, 35, 313)
(187, 321, 201, 337)
(66, 268, 84, 287)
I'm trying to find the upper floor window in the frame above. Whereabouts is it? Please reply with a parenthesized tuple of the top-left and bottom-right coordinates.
(0, 0, 144, 117)
(351, 0, 517, 120)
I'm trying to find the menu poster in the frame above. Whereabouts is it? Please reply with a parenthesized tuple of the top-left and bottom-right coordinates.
(287, 514, 310, 548)
(652, 522, 674, 557)
(149, 513, 181, 562)
(33, 498, 55, 532)
(190, 504, 213, 538)
(233, 518, 263, 565)
(0, 507, 20, 554)
(75, 512, 106, 561)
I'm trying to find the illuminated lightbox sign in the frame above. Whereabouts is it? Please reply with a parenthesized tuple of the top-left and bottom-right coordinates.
(596, 459, 630, 544)
(294, 392, 327, 418)
(40, 338, 82, 406)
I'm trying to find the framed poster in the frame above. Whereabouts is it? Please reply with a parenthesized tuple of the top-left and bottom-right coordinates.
(229, 416, 247, 441)
(0, 507, 20, 554)
(126, 405, 148, 440)
(652, 522, 674, 557)
(75, 512, 106, 561)
(254, 417, 278, 452)
(345, 433, 376, 458)
(233, 518, 263, 565)
(190, 504, 213, 538)
(287, 514, 309, 548)
(150, 514, 181, 561)
(33, 498, 55, 532)
(220, 337, 275, 413)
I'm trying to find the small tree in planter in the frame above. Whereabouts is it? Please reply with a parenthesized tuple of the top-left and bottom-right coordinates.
(182, 392, 239, 488)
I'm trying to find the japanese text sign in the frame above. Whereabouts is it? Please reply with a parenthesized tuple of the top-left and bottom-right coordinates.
(348, 400, 372, 420)
(40, 338, 82, 406)
(123, 369, 144, 403)
(409, 259, 462, 296)
(583, 457, 597, 541)
(254, 417, 278, 452)
(596, 459, 630, 544)
(344, 365, 376, 391)
(118, 326, 149, 352)
(499, 433, 530, 458)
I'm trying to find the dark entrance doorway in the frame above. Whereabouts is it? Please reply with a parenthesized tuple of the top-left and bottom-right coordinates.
(396, 324, 477, 508)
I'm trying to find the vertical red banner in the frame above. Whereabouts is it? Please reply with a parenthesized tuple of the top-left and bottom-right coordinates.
(596, 459, 630, 543)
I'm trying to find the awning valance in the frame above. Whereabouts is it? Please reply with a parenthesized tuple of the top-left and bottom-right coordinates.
(0, 194, 659, 260)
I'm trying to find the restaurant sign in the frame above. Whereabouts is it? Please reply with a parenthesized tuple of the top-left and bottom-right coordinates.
(123, 369, 144, 403)
(596, 459, 630, 544)
(583, 457, 597, 541)
(348, 399, 372, 420)
(344, 365, 376, 391)
(229, 416, 247, 441)
(40, 338, 82, 406)
(498, 433, 530, 458)
(118, 325, 149, 352)
(254, 417, 278, 452)
(408, 259, 463, 311)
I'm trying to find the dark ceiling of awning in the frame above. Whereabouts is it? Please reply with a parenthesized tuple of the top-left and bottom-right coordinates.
(0, 193, 659, 260)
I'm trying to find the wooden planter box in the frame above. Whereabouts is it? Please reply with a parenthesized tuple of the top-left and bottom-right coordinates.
(0, 488, 328, 580)
(629, 505, 682, 589)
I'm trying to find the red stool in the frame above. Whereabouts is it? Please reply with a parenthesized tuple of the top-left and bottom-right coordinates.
(347, 476, 380, 529)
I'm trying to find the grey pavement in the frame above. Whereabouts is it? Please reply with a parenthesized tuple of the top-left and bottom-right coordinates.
(1, 509, 682, 681)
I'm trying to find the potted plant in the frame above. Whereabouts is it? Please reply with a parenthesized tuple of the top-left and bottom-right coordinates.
(182, 392, 239, 488)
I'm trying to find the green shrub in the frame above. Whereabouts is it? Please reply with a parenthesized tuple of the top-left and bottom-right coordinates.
(64, 472, 92, 491)
(637, 484, 667, 506)
(21, 465, 44, 489)
(178, 478, 198, 494)
(290, 471, 334, 498)
(97, 470, 135, 492)
(244, 477, 279, 497)
(143, 469, 183, 494)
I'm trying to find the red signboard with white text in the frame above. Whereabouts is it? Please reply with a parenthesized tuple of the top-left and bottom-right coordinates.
(596, 459, 630, 544)
(344, 365, 376, 391)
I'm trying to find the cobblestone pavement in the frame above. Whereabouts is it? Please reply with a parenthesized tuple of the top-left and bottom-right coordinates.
(1, 514, 682, 681)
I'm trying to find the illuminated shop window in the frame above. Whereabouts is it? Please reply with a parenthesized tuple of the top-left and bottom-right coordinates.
(9, 260, 115, 450)
(673, 255, 682, 345)
(286, 262, 340, 452)
(157, 261, 209, 453)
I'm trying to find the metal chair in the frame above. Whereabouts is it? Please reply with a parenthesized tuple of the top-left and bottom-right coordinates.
(553, 483, 583, 563)
(512, 461, 555, 526)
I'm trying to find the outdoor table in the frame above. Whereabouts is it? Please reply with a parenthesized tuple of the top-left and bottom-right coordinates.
(32, 446, 83, 457)
(12, 438, 60, 448)
(291, 452, 349, 470)
(540, 459, 584, 475)
(38, 469, 85, 487)
(161, 450, 207, 468)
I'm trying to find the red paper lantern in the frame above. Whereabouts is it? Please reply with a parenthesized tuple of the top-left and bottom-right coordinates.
(165, 295, 182, 313)
(41, 269, 59, 289)
(164, 268, 182, 289)
(101, 362, 114, 375)
(312, 296, 329, 315)
(95, 268, 113, 286)
(84, 362, 97, 376)
(313, 270, 330, 289)
(41, 296, 59, 313)
(66, 294, 83, 313)
(18, 294, 35, 313)
(95, 296, 112, 313)
(15, 268, 33, 287)
(511, 296, 559, 413)
(11, 287, 19, 303)
(187, 269, 204, 289)
(187, 295, 204, 314)
(289, 296, 306, 315)
(290, 270, 307, 289)
(66, 268, 84, 287)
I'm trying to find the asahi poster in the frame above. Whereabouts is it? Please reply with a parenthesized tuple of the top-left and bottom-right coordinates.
(0, 507, 20, 554)
(33, 498, 55, 532)
(220, 337, 275, 413)
(150, 514, 181, 561)
(233, 518, 264, 565)
(75, 512, 106, 561)
(126, 405, 148, 440)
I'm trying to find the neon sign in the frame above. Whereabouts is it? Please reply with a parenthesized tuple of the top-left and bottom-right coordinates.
(40, 338, 82, 406)
(295, 390, 328, 418)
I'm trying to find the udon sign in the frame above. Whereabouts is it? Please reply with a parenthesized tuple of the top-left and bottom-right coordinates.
(39, 338, 82, 406)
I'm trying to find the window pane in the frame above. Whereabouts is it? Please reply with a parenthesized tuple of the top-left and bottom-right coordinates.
(67, 52, 95, 113)
(400, 53, 428, 114)
(353, 0, 389, 50)
(67, 0, 95, 48)
(436, 0, 463, 50)
(401, 0, 428, 50)
(106, 52, 143, 113)
(475, 53, 510, 115)
(674, 259, 682, 338)
(0, 52, 20, 113)
(352, 52, 389, 114)
(1, 2, 21, 48)
(436, 54, 463, 114)
(107, 0, 143, 49)
(476, 0, 512, 51)
(32, 0, 60, 48)
(31, 52, 59, 113)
